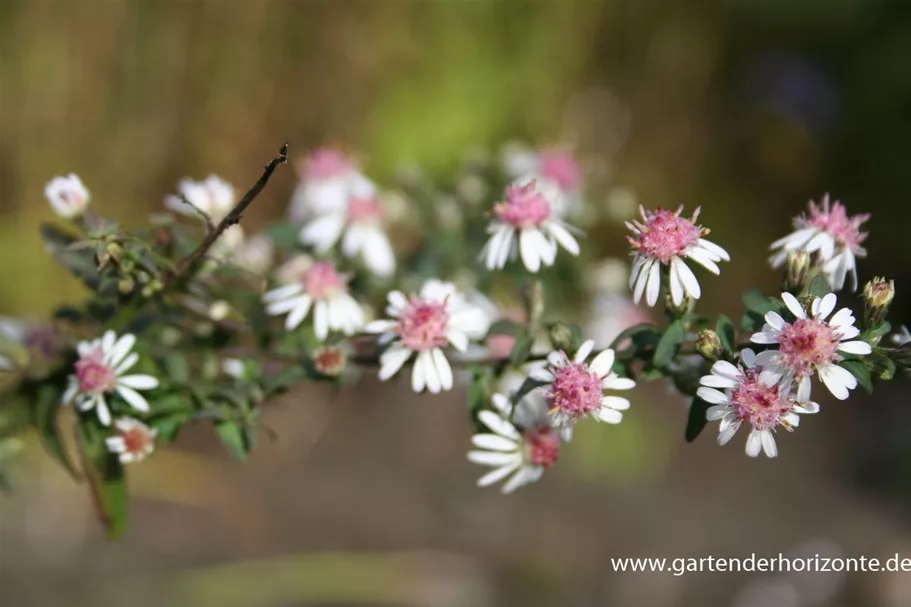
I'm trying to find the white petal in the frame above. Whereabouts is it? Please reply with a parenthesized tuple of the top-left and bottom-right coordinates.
(263, 283, 303, 303)
(300, 213, 346, 252)
(818, 364, 855, 400)
(632, 260, 651, 304)
(696, 387, 729, 405)
(431, 348, 453, 391)
(118, 375, 159, 390)
(760, 430, 778, 458)
(468, 450, 522, 467)
(706, 405, 730, 421)
(102, 330, 116, 354)
(446, 330, 469, 352)
(365, 319, 398, 334)
(797, 375, 812, 402)
(685, 246, 721, 274)
(673, 258, 701, 299)
(669, 259, 684, 306)
(759, 367, 785, 387)
(629, 256, 647, 289)
(781, 292, 806, 319)
(815, 293, 837, 320)
(745, 429, 763, 457)
(838, 340, 872, 355)
(589, 348, 615, 376)
(411, 354, 426, 392)
(117, 386, 150, 412)
(379, 346, 412, 381)
(574, 340, 594, 363)
(105, 437, 126, 453)
(750, 330, 780, 345)
(596, 407, 623, 424)
(740, 348, 757, 368)
(496, 228, 515, 269)
(700, 374, 739, 389)
(115, 353, 139, 375)
(645, 259, 661, 307)
(718, 420, 741, 445)
(828, 307, 855, 328)
(484, 226, 509, 270)
(501, 466, 542, 494)
(313, 300, 329, 340)
(477, 410, 521, 440)
(764, 311, 785, 331)
(519, 229, 543, 273)
(477, 462, 521, 487)
(362, 229, 396, 276)
(546, 222, 580, 256)
(472, 434, 519, 452)
(529, 367, 554, 382)
(107, 333, 136, 367)
(838, 325, 861, 340)
(794, 401, 820, 414)
(604, 376, 635, 390)
(711, 360, 742, 379)
(601, 396, 630, 411)
(697, 238, 730, 261)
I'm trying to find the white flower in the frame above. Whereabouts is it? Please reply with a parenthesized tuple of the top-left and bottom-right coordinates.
(105, 417, 157, 464)
(300, 179, 396, 277)
(529, 339, 635, 427)
(45, 174, 90, 219)
(892, 326, 911, 347)
(63, 331, 160, 427)
(468, 393, 560, 493)
(750, 292, 873, 400)
(365, 280, 489, 394)
(263, 259, 364, 340)
(289, 148, 373, 222)
(626, 205, 730, 307)
(769, 194, 870, 291)
(697, 349, 820, 458)
(231, 234, 274, 275)
(164, 174, 235, 222)
(481, 180, 581, 273)
(502, 145, 583, 205)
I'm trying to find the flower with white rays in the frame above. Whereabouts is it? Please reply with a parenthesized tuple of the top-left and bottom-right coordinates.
(468, 393, 560, 493)
(750, 292, 873, 400)
(164, 174, 235, 222)
(289, 147, 374, 222)
(263, 259, 364, 340)
(365, 280, 489, 394)
(105, 417, 157, 464)
(529, 339, 635, 427)
(697, 349, 820, 458)
(300, 184, 396, 277)
(892, 326, 911, 347)
(626, 206, 730, 307)
(481, 180, 581, 273)
(769, 194, 870, 291)
(45, 173, 90, 219)
(63, 331, 160, 427)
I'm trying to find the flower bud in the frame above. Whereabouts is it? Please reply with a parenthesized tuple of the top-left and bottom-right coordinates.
(664, 291, 694, 319)
(863, 277, 895, 330)
(548, 322, 577, 353)
(784, 251, 811, 291)
(208, 300, 231, 321)
(117, 278, 135, 295)
(696, 329, 724, 362)
(44, 174, 90, 219)
(312, 346, 347, 377)
(106, 242, 126, 263)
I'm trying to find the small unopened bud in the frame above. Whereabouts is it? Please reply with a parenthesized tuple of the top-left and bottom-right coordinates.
(784, 251, 811, 291)
(548, 322, 577, 353)
(696, 329, 724, 362)
(106, 242, 126, 263)
(208, 300, 231, 321)
(117, 277, 135, 294)
(664, 292, 694, 319)
(312, 346, 347, 377)
(863, 277, 895, 330)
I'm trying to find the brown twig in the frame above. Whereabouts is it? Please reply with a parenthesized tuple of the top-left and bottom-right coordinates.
(169, 143, 288, 285)
(178, 194, 215, 231)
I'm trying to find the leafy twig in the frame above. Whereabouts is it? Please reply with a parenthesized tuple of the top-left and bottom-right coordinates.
(177, 195, 215, 231)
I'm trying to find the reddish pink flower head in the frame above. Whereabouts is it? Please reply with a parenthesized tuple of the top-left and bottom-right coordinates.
(546, 359, 604, 419)
(626, 206, 708, 265)
(493, 181, 553, 228)
(539, 149, 582, 192)
(525, 426, 560, 467)
(396, 298, 450, 351)
(731, 368, 796, 432)
(303, 148, 354, 180)
(795, 195, 869, 253)
(300, 261, 348, 300)
(75, 350, 117, 394)
(776, 317, 842, 376)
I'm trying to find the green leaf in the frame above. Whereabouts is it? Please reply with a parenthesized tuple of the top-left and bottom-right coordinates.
(78, 420, 129, 540)
(40, 224, 103, 291)
(653, 320, 685, 369)
(216, 421, 248, 462)
(685, 396, 712, 442)
(150, 413, 188, 442)
(512, 376, 546, 403)
(509, 332, 534, 366)
(485, 319, 522, 338)
(839, 360, 873, 393)
(165, 354, 190, 384)
(861, 321, 892, 343)
(716, 314, 736, 354)
(805, 275, 831, 299)
(740, 290, 781, 332)
(741, 288, 769, 312)
(33, 386, 81, 479)
(263, 222, 302, 250)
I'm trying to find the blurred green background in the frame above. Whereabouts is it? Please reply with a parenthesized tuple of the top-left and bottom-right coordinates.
(3, 1, 911, 606)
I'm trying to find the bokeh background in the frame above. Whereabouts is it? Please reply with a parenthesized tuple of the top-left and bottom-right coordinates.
(3, 1, 911, 606)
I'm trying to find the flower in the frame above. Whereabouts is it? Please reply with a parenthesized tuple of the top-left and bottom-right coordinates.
(697, 350, 820, 458)
(892, 326, 911, 347)
(481, 180, 581, 273)
(105, 417, 157, 464)
(626, 206, 730, 307)
(45, 174, 90, 219)
(164, 174, 235, 222)
(300, 184, 396, 277)
(750, 292, 872, 400)
(529, 339, 635, 427)
(289, 148, 374, 222)
(63, 331, 160, 426)
(769, 194, 870, 291)
(467, 393, 560, 493)
(365, 280, 489, 393)
(231, 234, 274, 276)
(263, 259, 364, 340)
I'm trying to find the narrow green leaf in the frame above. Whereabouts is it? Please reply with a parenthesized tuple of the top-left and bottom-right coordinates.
(685, 396, 712, 442)
(216, 421, 247, 462)
(805, 275, 831, 299)
(653, 320, 685, 369)
(509, 332, 534, 366)
(839, 360, 873, 393)
(861, 321, 892, 343)
(716, 314, 736, 353)
(78, 420, 129, 539)
(485, 319, 522, 338)
(34, 386, 81, 479)
(512, 377, 546, 403)
(741, 288, 768, 312)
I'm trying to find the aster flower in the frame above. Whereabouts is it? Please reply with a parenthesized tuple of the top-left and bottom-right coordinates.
(892, 326, 911, 347)
(697, 350, 820, 458)
(63, 331, 160, 427)
(750, 292, 873, 400)
(365, 280, 489, 394)
(529, 339, 635, 427)
(769, 194, 870, 291)
(300, 182, 396, 277)
(626, 206, 730, 307)
(263, 259, 364, 340)
(467, 393, 561, 493)
(503, 146, 584, 217)
(105, 417, 157, 464)
(288, 147, 374, 222)
(481, 180, 581, 273)
(45, 173, 90, 219)
(164, 174, 235, 222)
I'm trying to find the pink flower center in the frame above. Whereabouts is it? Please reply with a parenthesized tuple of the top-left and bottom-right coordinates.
(397, 298, 450, 351)
(493, 181, 552, 228)
(300, 262, 347, 300)
(777, 317, 842, 375)
(122, 427, 154, 455)
(796, 196, 869, 252)
(627, 208, 705, 264)
(539, 150, 582, 192)
(304, 148, 353, 180)
(524, 426, 560, 467)
(75, 351, 117, 394)
(731, 369, 796, 431)
(348, 195, 384, 224)
(546, 360, 604, 421)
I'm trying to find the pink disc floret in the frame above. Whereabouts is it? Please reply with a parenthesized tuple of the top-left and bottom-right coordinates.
(348, 195, 384, 224)
(546, 358, 604, 421)
(627, 206, 706, 264)
(539, 149, 582, 192)
(303, 148, 353, 180)
(731, 368, 795, 431)
(75, 350, 117, 394)
(397, 297, 449, 351)
(122, 426, 155, 455)
(301, 261, 348, 300)
(493, 181, 552, 228)
(777, 317, 842, 376)
(796, 195, 869, 253)
(525, 426, 560, 467)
